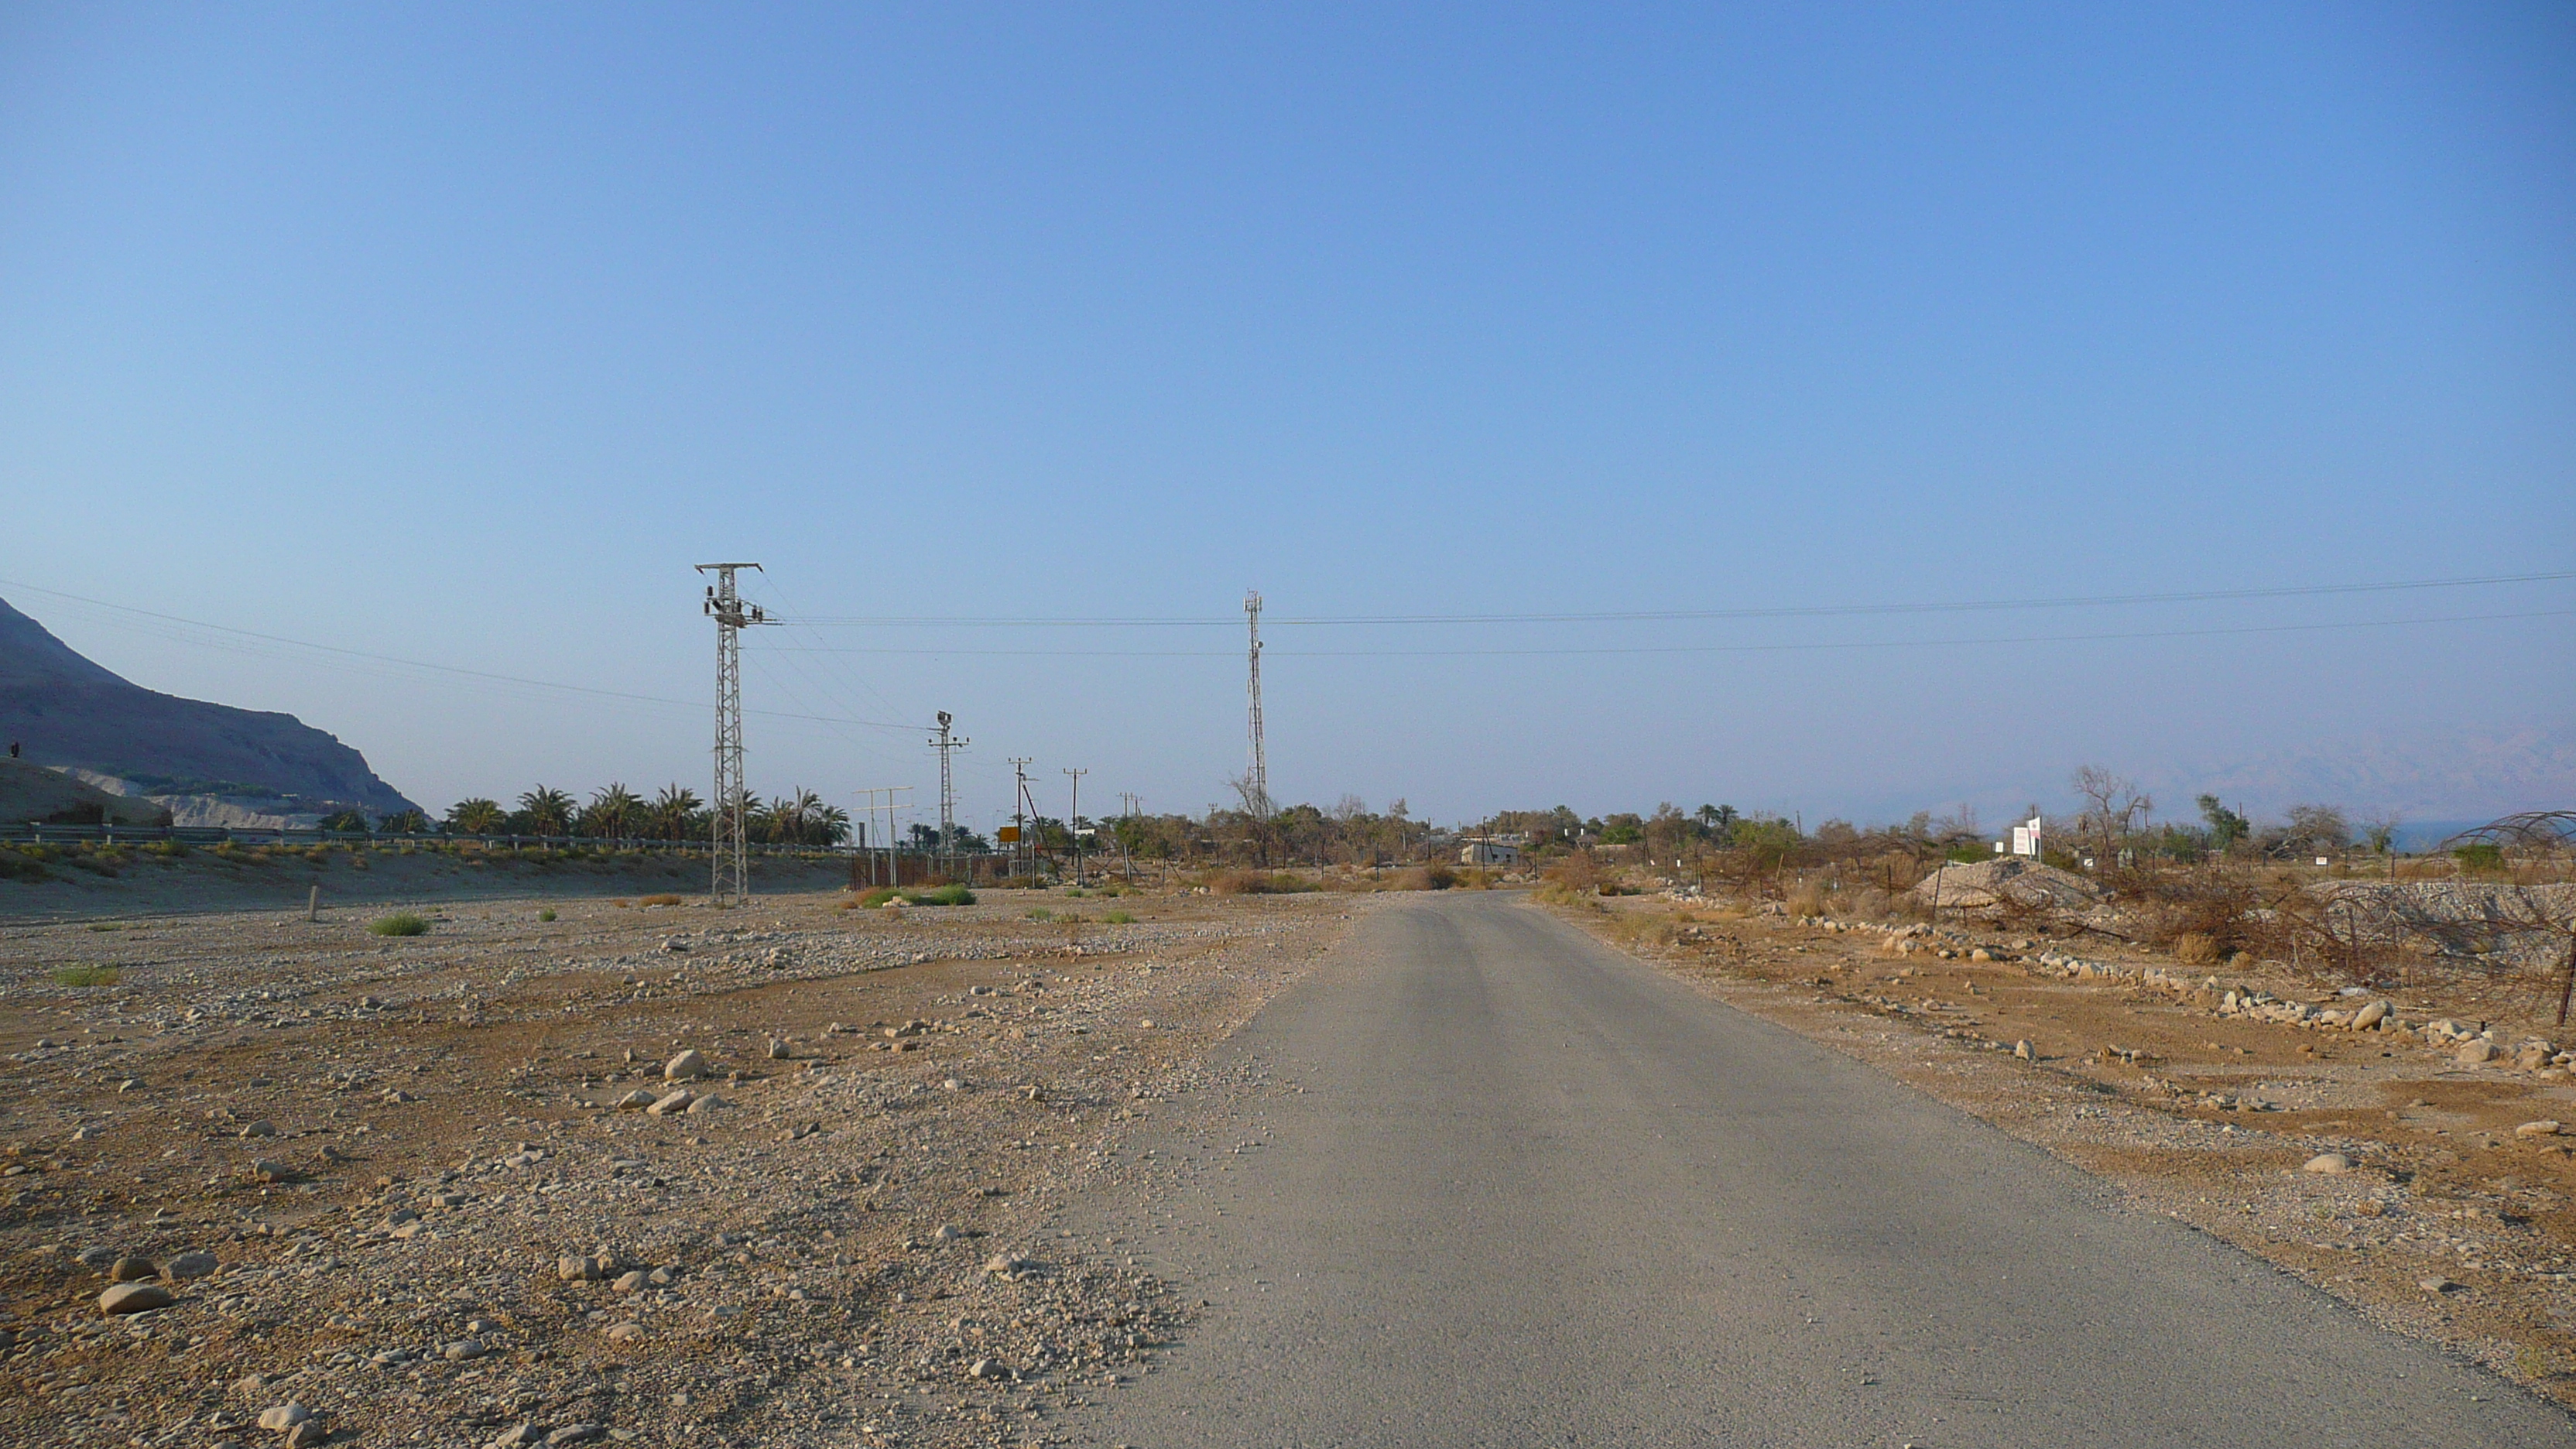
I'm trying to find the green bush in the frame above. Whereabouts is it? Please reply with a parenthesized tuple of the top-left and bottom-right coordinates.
(860, 884, 976, 908)
(2452, 843, 2505, 874)
(538, 907, 557, 922)
(1025, 906, 1053, 921)
(368, 912, 431, 937)
(1103, 909, 1136, 924)
(0, 849, 52, 882)
(53, 964, 119, 986)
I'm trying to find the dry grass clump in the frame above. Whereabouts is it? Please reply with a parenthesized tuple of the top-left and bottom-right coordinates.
(2174, 931, 2221, 965)
(638, 893, 683, 906)
(1387, 865, 1458, 892)
(1785, 882, 1828, 919)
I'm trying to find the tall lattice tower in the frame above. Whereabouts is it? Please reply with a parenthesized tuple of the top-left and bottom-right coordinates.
(927, 711, 969, 865)
(1244, 590, 1270, 816)
(697, 563, 768, 905)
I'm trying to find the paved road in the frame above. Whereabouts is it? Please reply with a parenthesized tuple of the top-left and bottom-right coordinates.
(1070, 892, 2571, 1447)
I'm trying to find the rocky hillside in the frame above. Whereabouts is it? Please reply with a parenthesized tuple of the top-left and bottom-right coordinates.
(0, 596, 419, 824)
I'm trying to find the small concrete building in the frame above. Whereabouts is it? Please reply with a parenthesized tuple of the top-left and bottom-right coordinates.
(1460, 837, 1522, 868)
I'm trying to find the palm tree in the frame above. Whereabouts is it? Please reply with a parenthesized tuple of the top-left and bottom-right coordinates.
(376, 808, 429, 834)
(517, 786, 576, 838)
(446, 798, 506, 834)
(811, 802, 851, 846)
(649, 784, 703, 841)
(578, 783, 643, 841)
(318, 809, 370, 834)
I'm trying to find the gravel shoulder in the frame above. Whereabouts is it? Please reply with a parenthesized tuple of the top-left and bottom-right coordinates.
(0, 883, 1367, 1447)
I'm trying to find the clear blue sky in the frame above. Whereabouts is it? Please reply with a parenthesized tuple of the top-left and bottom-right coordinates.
(4, 3, 2570, 830)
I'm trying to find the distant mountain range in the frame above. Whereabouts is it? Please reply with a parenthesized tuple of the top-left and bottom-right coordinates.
(2142, 724, 2576, 824)
(0, 595, 419, 828)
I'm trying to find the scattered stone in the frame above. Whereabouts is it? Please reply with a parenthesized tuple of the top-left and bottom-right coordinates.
(250, 1159, 294, 1184)
(683, 1093, 727, 1114)
(612, 1089, 656, 1110)
(163, 1249, 219, 1279)
(546, 1426, 604, 1446)
(443, 1338, 486, 1361)
(2457, 1040, 2499, 1066)
(606, 1321, 646, 1342)
(2516, 1121, 2563, 1138)
(970, 1357, 1006, 1381)
(766, 1038, 793, 1060)
(664, 1049, 710, 1081)
(98, 1282, 174, 1315)
(2420, 1276, 2460, 1294)
(108, 1253, 157, 1282)
(2303, 1153, 2352, 1175)
(932, 1224, 962, 1242)
(257, 1404, 313, 1432)
(2351, 999, 2390, 1030)
(240, 1120, 278, 1138)
(1139, 1019, 1157, 1029)
(558, 1254, 605, 1283)
(287, 1422, 327, 1449)
(613, 1269, 646, 1292)
(646, 1090, 694, 1117)
(2012, 1040, 2033, 1061)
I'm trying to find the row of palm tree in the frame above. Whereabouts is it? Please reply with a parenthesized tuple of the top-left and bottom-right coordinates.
(432, 784, 848, 846)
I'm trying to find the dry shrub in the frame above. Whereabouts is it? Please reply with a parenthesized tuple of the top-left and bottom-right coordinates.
(2107, 867, 2259, 954)
(1545, 852, 1602, 892)
(1785, 882, 1827, 919)
(1208, 870, 1320, 896)
(1389, 865, 1458, 892)
(638, 893, 683, 906)
(2173, 932, 2220, 965)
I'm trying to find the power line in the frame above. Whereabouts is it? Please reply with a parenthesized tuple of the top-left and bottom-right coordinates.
(771, 570, 2576, 628)
(749, 608, 2576, 658)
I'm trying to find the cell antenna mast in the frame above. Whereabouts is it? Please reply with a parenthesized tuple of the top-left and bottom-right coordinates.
(928, 711, 970, 863)
(1245, 589, 1269, 815)
(697, 563, 772, 906)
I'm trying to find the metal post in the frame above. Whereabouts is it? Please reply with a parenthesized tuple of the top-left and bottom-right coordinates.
(1064, 767, 1088, 886)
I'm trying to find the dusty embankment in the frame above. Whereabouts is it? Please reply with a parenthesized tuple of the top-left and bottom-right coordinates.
(1557, 892, 2576, 1406)
(0, 840, 859, 922)
(0, 885, 1366, 1447)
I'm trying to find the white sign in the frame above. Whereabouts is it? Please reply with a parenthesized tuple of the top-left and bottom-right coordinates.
(2012, 827, 2035, 857)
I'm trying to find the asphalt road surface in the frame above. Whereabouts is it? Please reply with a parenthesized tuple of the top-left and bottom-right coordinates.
(1070, 892, 2571, 1447)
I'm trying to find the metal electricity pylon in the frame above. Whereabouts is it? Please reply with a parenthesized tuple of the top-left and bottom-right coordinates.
(927, 711, 969, 868)
(697, 563, 772, 906)
(1244, 589, 1270, 815)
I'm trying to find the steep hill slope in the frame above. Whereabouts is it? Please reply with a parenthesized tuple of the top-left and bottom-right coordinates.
(0, 596, 419, 823)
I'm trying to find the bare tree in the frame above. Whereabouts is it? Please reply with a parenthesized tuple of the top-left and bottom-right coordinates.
(2070, 766, 2151, 866)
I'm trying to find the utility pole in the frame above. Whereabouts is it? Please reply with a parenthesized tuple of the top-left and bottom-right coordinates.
(855, 786, 913, 888)
(927, 711, 968, 876)
(1244, 589, 1269, 816)
(1064, 767, 1088, 886)
(697, 563, 771, 906)
(1008, 758, 1033, 881)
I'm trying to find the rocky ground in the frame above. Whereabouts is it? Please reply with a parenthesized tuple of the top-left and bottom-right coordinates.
(1561, 891, 2576, 1407)
(0, 883, 1368, 1448)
